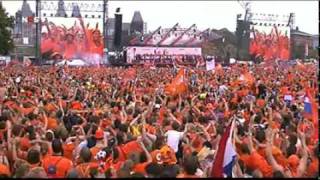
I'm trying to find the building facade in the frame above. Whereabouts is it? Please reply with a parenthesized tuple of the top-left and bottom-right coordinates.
(12, 0, 36, 58)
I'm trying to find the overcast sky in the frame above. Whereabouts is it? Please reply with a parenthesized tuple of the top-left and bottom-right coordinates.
(2, 0, 319, 34)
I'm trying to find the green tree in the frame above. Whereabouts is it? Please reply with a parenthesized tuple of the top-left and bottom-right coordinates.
(292, 44, 305, 59)
(0, 3, 14, 55)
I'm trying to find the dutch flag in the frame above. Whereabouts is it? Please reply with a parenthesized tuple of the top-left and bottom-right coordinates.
(303, 89, 318, 123)
(211, 120, 237, 177)
(304, 96, 312, 114)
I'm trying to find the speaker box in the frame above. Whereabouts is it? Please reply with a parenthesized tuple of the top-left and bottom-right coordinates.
(113, 13, 122, 47)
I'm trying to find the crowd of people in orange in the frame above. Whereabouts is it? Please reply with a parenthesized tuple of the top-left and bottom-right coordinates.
(249, 26, 290, 61)
(40, 18, 103, 65)
(0, 60, 318, 178)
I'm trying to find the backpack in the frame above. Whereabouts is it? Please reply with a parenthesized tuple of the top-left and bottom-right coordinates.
(47, 157, 63, 178)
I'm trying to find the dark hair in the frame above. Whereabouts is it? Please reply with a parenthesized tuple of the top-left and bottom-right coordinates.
(255, 129, 265, 143)
(119, 124, 128, 133)
(114, 119, 121, 129)
(286, 145, 296, 158)
(172, 121, 180, 131)
(145, 163, 162, 177)
(273, 170, 285, 178)
(52, 139, 63, 154)
(45, 131, 54, 142)
(112, 147, 119, 160)
(116, 132, 124, 145)
(182, 155, 199, 175)
(161, 165, 179, 178)
(198, 116, 208, 124)
(288, 133, 297, 146)
(130, 172, 145, 178)
(27, 149, 40, 164)
(241, 143, 250, 154)
(202, 141, 212, 149)
(80, 147, 92, 163)
(139, 152, 147, 163)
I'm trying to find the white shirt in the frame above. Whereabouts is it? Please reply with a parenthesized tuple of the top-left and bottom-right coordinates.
(218, 85, 228, 94)
(165, 130, 184, 152)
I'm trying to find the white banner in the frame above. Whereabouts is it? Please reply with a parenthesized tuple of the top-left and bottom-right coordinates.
(206, 58, 215, 71)
(126, 46, 202, 64)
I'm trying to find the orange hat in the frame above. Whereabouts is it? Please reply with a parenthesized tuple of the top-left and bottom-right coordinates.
(151, 150, 163, 164)
(287, 155, 299, 169)
(160, 145, 177, 165)
(95, 129, 104, 140)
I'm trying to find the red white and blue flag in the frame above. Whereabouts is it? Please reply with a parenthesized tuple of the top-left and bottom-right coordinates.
(211, 120, 237, 177)
(303, 89, 318, 124)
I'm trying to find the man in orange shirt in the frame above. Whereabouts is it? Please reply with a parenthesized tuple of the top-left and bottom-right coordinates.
(75, 147, 99, 178)
(42, 139, 73, 178)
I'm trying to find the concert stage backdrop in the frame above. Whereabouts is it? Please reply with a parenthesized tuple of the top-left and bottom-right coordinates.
(40, 1, 104, 65)
(249, 23, 290, 61)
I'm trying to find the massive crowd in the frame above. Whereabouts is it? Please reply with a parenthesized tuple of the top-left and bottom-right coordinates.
(0, 60, 318, 178)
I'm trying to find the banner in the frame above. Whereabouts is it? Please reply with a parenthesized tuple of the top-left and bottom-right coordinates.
(206, 58, 215, 71)
(126, 46, 202, 64)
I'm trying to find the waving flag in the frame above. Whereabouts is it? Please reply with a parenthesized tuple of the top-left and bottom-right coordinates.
(304, 89, 318, 124)
(211, 120, 237, 177)
(165, 68, 187, 96)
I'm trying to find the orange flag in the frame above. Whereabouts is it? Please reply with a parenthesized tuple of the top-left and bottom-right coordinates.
(165, 68, 187, 96)
(243, 72, 255, 85)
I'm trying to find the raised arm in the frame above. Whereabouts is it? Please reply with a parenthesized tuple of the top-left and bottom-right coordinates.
(296, 130, 308, 177)
(137, 137, 152, 163)
(265, 128, 284, 173)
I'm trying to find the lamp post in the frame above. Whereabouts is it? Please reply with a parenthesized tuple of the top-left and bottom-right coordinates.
(35, 0, 41, 64)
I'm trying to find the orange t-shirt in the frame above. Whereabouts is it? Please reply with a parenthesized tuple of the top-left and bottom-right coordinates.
(121, 141, 143, 158)
(63, 143, 75, 161)
(76, 162, 99, 178)
(90, 146, 102, 162)
(133, 162, 149, 175)
(42, 155, 73, 178)
(71, 101, 83, 110)
(47, 117, 58, 130)
(306, 157, 319, 177)
(0, 163, 10, 176)
(249, 151, 273, 177)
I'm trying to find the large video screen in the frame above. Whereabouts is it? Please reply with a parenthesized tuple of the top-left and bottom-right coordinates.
(40, 1, 104, 65)
(249, 24, 290, 61)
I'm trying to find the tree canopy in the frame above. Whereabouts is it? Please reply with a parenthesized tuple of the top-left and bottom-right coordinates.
(0, 3, 14, 55)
